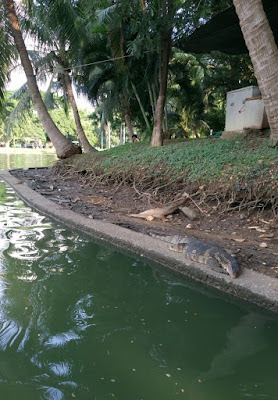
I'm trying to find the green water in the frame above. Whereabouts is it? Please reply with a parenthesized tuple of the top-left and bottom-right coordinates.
(0, 151, 57, 170)
(0, 153, 278, 399)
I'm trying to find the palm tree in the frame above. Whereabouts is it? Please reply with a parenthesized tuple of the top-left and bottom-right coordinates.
(87, 4, 136, 141)
(0, 3, 17, 111)
(63, 70, 96, 153)
(22, 0, 96, 153)
(2, 0, 81, 158)
(150, 0, 173, 147)
(233, 0, 278, 147)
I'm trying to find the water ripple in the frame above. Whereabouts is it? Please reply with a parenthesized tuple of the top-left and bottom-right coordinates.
(0, 320, 23, 350)
(44, 331, 81, 348)
(39, 386, 64, 400)
(49, 362, 72, 377)
(0, 189, 53, 262)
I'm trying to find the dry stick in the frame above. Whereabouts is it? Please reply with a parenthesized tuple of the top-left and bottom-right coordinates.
(152, 178, 182, 197)
(186, 193, 206, 215)
(132, 181, 153, 202)
(113, 179, 126, 193)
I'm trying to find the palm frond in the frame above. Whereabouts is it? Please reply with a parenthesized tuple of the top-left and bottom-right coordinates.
(8, 83, 28, 99)
(0, 7, 17, 112)
(6, 90, 32, 137)
(43, 75, 58, 110)
(97, 5, 117, 25)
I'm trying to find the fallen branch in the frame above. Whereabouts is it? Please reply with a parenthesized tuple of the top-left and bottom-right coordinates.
(129, 192, 189, 220)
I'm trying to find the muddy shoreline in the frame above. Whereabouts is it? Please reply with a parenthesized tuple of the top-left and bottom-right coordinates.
(9, 166, 278, 278)
(1, 168, 278, 313)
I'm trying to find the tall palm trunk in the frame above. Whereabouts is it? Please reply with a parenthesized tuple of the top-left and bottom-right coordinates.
(151, 0, 172, 147)
(124, 112, 135, 140)
(104, 121, 111, 149)
(2, 0, 81, 158)
(63, 71, 96, 153)
(131, 81, 151, 133)
(120, 94, 134, 140)
(233, 0, 278, 146)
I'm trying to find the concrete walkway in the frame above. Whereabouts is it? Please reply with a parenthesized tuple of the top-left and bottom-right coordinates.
(1, 169, 278, 313)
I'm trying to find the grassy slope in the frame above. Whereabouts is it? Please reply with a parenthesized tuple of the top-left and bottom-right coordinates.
(57, 137, 277, 210)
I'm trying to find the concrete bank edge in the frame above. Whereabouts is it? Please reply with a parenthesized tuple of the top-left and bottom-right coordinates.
(1, 169, 278, 313)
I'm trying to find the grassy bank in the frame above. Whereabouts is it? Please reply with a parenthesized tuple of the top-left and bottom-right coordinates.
(55, 137, 278, 214)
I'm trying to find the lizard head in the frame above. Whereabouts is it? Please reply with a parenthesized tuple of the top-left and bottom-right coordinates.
(224, 256, 240, 278)
(215, 253, 240, 278)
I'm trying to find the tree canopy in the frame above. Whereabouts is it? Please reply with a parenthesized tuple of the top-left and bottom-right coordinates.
(1, 0, 277, 151)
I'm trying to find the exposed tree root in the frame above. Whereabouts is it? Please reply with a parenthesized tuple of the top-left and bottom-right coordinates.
(53, 159, 278, 217)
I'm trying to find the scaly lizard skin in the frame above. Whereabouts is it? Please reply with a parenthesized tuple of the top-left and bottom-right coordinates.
(151, 234, 240, 278)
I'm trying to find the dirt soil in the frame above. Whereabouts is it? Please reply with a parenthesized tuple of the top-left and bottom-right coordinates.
(10, 167, 278, 279)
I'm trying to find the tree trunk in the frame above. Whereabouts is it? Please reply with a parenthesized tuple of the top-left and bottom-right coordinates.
(100, 129, 104, 150)
(233, 0, 278, 146)
(124, 112, 134, 140)
(104, 121, 111, 149)
(151, 0, 172, 147)
(131, 81, 151, 133)
(63, 71, 96, 153)
(120, 123, 126, 145)
(148, 83, 156, 121)
(193, 128, 199, 139)
(122, 123, 126, 144)
(2, 0, 81, 158)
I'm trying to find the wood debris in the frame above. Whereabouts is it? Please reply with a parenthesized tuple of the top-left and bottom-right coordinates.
(129, 192, 189, 220)
(258, 233, 274, 239)
(248, 226, 267, 232)
(179, 206, 198, 220)
(232, 237, 246, 243)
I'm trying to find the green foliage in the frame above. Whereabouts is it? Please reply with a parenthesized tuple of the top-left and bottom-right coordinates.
(0, 5, 17, 111)
(0, 0, 260, 145)
(0, 90, 97, 146)
(203, 104, 225, 132)
(50, 109, 98, 145)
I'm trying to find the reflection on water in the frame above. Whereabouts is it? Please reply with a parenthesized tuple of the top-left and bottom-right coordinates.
(0, 159, 278, 399)
(0, 186, 52, 262)
(0, 151, 56, 170)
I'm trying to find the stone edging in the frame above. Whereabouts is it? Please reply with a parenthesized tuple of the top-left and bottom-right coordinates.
(1, 169, 278, 313)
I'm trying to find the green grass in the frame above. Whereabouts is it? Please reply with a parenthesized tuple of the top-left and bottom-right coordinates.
(61, 137, 277, 188)
(54, 137, 278, 214)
